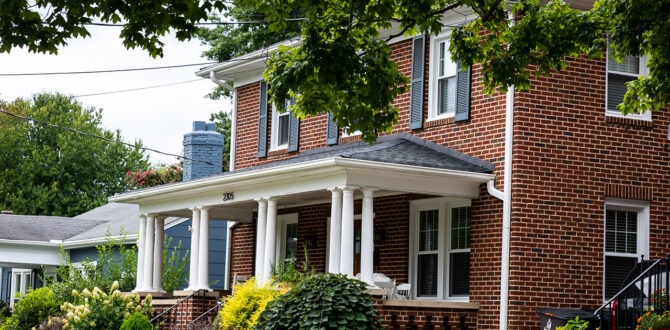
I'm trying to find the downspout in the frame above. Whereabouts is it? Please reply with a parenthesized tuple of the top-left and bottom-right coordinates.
(209, 71, 237, 172)
(487, 86, 514, 330)
(209, 71, 238, 290)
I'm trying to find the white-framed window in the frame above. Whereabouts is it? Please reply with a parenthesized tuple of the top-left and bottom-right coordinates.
(10, 269, 33, 306)
(275, 213, 299, 263)
(270, 99, 294, 151)
(603, 198, 649, 301)
(606, 42, 651, 121)
(427, 33, 458, 121)
(409, 198, 471, 301)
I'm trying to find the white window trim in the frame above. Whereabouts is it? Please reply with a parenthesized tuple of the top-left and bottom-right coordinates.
(427, 31, 457, 122)
(605, 46, 651, 121)
(10, 268, 32, 306)
(270, 104, 289, 152)
(409, 197, 471, 302)
(602, 197, 650, 302)
(275, 213, 299, 263)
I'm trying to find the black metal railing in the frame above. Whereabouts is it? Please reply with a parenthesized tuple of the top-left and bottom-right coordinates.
(595, 254, 670, 330)
(191, 300, 223, 326)
(150, 289, 206, 329)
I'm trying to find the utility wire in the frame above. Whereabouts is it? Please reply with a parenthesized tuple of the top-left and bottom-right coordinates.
(0, 105, 223, 168)
(73, 79, 203, 98)
(85, 17, 308, 27)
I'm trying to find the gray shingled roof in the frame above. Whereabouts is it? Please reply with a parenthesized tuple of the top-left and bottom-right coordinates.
(0, 215, 105, 242)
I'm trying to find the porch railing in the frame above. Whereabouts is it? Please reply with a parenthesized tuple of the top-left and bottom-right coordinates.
(595, 254, 670, 329)
(150, 289, 206, 328)
(191, 300, 224, 326)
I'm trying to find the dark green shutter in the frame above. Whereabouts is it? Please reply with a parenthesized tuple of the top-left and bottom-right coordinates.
(454, 61, 471, 122)
(409, 35, 425, 130)
(257, 81, 268, 158)
(326, 111, 339, 145)
(287, 100, 300, 152)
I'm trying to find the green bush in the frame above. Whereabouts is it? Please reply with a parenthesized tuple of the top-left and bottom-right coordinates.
(120, 312, 152, 330)
(1, 287, 60, 330)
(269, 245, 315, 286)
(256, 274, 382, 330)
(217, 278, 282, 330)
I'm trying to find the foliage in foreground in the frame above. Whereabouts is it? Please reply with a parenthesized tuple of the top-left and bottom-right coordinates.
(557, 316, 589, 330)
(0, 287, 60, 330)
(124, 164, 183, 190)
(256, 273, 382, 330)
(217, 278, 282, 330)
(119, 312, 152, 330)
(0, 93, 148, 216)
(269, 245, 315, 286)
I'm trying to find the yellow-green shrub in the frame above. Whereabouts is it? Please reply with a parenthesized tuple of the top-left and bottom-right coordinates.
(217, 278, 281, 330)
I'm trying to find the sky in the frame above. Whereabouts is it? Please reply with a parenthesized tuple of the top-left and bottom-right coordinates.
(0, 25, 231, 165)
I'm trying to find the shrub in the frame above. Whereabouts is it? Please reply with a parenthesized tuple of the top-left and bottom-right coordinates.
(217, 278, 281, 330)
(1, 287, 60, 330)
(269, 245, 315, 286)
(557, 316, 589, 330)
(60, 281, 152, 330)
(256, 274, 382, 330)
(638, 311, 670, 330)
(120, 312, 152, 330)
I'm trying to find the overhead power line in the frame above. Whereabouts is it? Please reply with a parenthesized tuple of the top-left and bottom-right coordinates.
(73, 79, 202, 98)
(86, 17, 309, 27)
(0, 105, 222, 168)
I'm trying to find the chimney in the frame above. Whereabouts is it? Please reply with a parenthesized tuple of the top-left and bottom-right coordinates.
(1, 210, 13, 215)
(183, 121, 225, 181)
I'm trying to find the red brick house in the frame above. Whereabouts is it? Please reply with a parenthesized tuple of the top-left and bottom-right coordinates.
(110, 6, 670, 329)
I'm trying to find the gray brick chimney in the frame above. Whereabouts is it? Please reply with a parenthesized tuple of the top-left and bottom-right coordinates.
(183, 121, 224, 181)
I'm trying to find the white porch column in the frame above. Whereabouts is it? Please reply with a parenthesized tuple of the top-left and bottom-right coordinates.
(187, 207, 200, 290)
(327, 188, 343, 274)
(340, 186, 357, 277)
(142, 214, 155, 291)
(360, 188, 377, 285)
(153, 216, 166, 292)
(196, 206, 211, 290)
(134, 215, 147, 292)
(263, 198, 278, 282)
(255, 199, 268, 279)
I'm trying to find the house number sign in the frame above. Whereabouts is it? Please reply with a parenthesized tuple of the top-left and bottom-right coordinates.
(223, 192, 235, 201)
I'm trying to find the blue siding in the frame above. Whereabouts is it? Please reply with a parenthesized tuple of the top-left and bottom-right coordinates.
(166, 219, 227, 290)
(69, 247, 100, 263)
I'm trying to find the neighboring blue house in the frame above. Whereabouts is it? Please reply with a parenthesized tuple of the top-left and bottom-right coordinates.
(0, 120, 228, 305)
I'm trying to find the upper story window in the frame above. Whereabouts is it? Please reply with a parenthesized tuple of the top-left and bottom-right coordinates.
(271, 98, 294, 151)
(606, 43, 651, 121)
(428, 35, 458, 120)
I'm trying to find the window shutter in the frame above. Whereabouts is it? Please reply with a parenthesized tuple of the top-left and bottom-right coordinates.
(454, 61, 471, 122)
(326, 111, 339, 145)
(257, 81, 269, 158)
(287, 112, 300, 152)
(409, 35, 425, 130)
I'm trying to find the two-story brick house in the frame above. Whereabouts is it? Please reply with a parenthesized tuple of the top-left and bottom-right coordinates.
(110, 5, 670, 328)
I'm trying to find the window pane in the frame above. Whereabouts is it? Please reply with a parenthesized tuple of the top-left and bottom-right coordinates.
(438, 77, 457, 115)
(418, 254, 438, 297)
(14, 274, 21, 294)
(604, 255, 637, 299)
(451, 207, 471, 250)
(608, 53, 640, 75)
(450, 252, 470, 296)
(605, 209, 637, 254)
(285, 223, 298, 259)
(278, 114, 289, 145)
(607, 73, 636, 112)
(419, 210, 439, 251)
(439, 42, 445, 77)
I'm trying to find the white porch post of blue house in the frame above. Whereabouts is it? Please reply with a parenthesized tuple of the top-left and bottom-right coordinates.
(255, 198, 268, 279)
(153, 216, 166, 292)
(187, 207, 200, 290)
(263, 198, 278, 282)
(196, 207, 211, 291)
(340, 186, 357, 277)
(360, 188, 377, 285)
(328, 188, 342, 274)
(142, 214, 155, 291)
(134, 215, 147, 292)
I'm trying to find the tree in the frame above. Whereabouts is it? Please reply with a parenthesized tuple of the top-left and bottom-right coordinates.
(209, 110, 233, 171)
(233, 0, 670, 143)
(0, 0, 226, 57)
(0, 93, 149, 216)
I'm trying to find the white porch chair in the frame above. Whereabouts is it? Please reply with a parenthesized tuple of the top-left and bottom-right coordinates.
(396, 283, 411, 300)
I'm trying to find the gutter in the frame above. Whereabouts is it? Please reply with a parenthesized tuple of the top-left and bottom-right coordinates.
(209, 71, 238, 172)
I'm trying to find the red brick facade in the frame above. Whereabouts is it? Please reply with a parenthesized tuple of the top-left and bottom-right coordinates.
(227, 34, 669, 329)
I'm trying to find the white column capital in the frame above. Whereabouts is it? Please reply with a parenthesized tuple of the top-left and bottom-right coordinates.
(361, 187, 379, 195)
(198, 206, 212, 211)
(264, 196, 280, 203)
(255, 197, 268, 203)
(338, 185, 359, 192)
(327, 187, 342, 193)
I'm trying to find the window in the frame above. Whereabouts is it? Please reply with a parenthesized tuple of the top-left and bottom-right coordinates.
(428, 36, 458, 120)
(271, 98, 294, 150)
(277, 214, 298, 262)
(603, 198, 649, 300)
(410, 198, 471, 301)
(606, 42, 650, 121)
(284, 223, 298, 260)
(10, 269, 32, 306)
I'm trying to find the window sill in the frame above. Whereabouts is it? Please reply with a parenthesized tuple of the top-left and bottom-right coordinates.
(267, 148, 288, 157)
(381, 299, 479, 310)
(605, 115, 653, 128)
(424, 116, 455, 128)
(339, 134, 362, 144)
